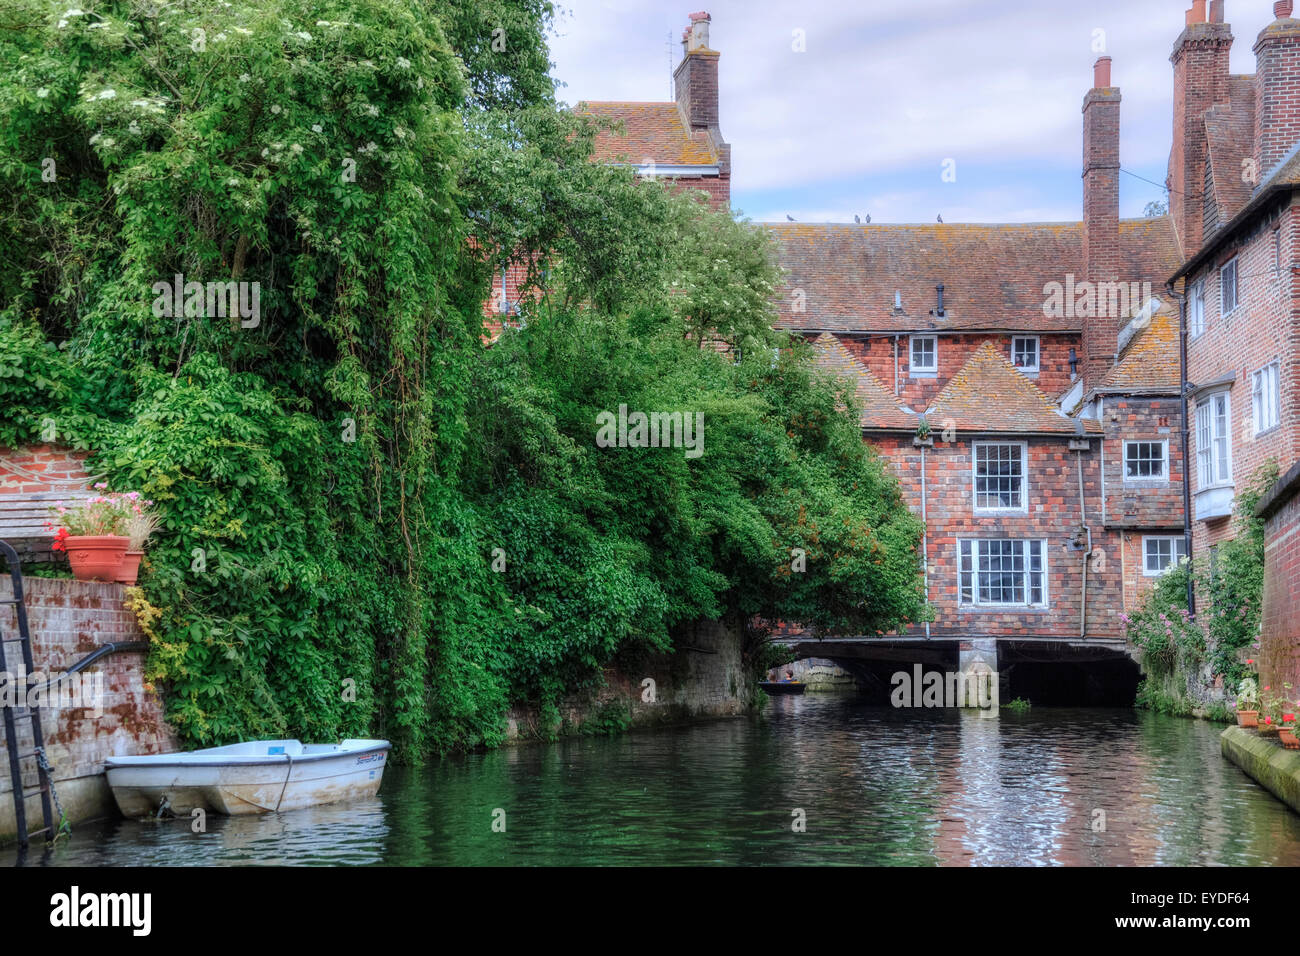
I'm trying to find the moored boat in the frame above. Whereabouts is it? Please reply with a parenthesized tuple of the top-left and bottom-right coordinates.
(105, 739, 390, 818)
(759, 681, 806, 695)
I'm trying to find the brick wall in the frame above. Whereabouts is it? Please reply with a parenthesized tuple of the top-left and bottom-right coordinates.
(1254, 15, 1300, 178)
(1185, 197, 1298, 554)
(0, 445, 93, 496)
(1099, 395, 1185, 528)
(872, 434, 1124, 640)
(1262, 480, 1300, 692)
(0, 578, 176, 842)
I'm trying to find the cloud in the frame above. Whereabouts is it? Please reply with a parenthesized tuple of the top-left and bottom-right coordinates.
(549, 0, 1284, 222)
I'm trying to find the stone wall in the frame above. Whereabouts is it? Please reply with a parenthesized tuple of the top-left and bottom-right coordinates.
(504, 618, 751, 740)
(766, 657, 859, 691)
(0, 577, 176, 844)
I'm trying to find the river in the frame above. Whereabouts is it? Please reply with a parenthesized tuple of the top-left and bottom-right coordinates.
(19, 694, 1300, 866)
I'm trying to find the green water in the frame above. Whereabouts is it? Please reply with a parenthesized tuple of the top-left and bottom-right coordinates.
(22, 695, 1300, 865)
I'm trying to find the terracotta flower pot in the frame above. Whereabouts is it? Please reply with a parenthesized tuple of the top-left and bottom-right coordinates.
(65, 535, 129, 582)
(115, 550, 144, 586)
(1237, 710, 1259, 728)
(1280, 728, 1300, 750)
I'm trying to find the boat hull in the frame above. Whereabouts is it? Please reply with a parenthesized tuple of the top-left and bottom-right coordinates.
(759, 681, 806, 695)
(105, 739, 390, 818)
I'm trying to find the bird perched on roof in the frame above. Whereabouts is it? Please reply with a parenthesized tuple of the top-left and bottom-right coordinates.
(937, 213, 944, 223)
(865, 214, 871, 223)
(854, 215, 860, 223)
(786, 214, 795, 221)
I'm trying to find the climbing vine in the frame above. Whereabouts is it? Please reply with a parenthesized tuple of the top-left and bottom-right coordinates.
(1, 0, 925, 758)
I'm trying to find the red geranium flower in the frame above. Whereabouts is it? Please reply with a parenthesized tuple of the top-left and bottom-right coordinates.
(51, 527, 69, 553)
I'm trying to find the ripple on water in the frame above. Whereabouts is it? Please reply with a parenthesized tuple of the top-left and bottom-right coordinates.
(20, 697, 1300, 866)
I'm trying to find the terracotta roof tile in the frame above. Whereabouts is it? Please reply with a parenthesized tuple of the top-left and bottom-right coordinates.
(767, 219, 1180, 333)
(576, 101, 718, 166)
(1096, 311, 1181, 394)
(1204, 84, 1256, 228)
(926, 341, 1101, 434)
(809, 333, 915, 430)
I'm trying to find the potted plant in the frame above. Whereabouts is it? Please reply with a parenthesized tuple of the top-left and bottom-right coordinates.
(48, 486, 133, 582)
(116, 496, 158, 586)
(913, 416, 933, 447)
(1235, 677, 1260, 728)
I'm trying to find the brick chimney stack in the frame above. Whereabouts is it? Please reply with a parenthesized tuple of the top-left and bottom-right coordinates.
(1082, 56, 1122, 389)
(1168, 2, 1233, 256)
(1254, 1, 1300, 182)
(674, 12, 719, 133)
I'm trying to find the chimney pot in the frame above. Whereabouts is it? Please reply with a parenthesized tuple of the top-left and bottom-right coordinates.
(1275, 0, 1293, 18)
(1209, 0, 1225, 22)
(1093, 56, 1112, 88)
(1192, 0, 1207, 22)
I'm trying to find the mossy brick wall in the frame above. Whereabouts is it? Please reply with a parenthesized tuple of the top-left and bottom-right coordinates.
(0, 577, 176, 842)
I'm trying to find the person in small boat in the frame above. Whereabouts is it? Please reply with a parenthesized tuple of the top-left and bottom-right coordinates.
(782, 671, 794, 683)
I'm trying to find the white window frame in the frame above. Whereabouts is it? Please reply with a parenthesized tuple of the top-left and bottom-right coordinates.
(1220, 257, 1239, 316)
(1252, 361, 1281, 436)
(1195, 390, 1232, 489)
(1123, 440, 1168, 483)
(909, 335, 938, 376)
(1142, 536, 1188, 577)
(1188, 278, 1205, 339)
(959, 539, 1049, 607)
(1011, 336, 1040, 375)
(971, 441, 1029, 513)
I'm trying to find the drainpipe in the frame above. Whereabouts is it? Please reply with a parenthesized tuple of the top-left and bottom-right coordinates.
(920, 442, 931, 639)
(1077, 447, 1093, 639)
(1099, 396, 1107, 526)
(893, 334, 900, 395)
(1166, 280, 1196, 619)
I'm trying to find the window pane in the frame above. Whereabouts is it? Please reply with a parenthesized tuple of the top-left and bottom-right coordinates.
(1125, 442, 1164, 478)
(975, 444, 1023, 509)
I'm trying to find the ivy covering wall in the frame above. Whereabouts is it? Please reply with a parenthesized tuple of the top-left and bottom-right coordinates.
(0, 0, 925, 757)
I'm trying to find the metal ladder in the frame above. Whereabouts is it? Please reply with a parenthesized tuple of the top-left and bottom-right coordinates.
(0, 539, 55, 847)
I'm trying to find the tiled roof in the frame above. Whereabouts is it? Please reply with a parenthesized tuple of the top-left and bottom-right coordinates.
(809, 333, 915, 430)
(1095, 311, 1181, 394)
(1174, 124, 1300, 281)
(926, 341, 1101, 434)
(1204, 86, 1255, 228)
(767, 219, 1181, 333)
(576, 101, 719, 166)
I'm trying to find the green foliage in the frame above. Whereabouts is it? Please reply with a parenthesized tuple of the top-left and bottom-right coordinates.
(1002, 697, 1031, 713)
(1126, 461, 1277, 711)
(0, 0, 926, 758)
(1135, 678, 1194, 717)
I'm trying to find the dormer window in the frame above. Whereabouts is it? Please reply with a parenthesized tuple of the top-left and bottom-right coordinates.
(910, 335, 937, 376)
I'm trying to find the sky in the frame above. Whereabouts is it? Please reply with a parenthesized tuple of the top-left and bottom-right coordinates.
(546, 0, 1283, 224)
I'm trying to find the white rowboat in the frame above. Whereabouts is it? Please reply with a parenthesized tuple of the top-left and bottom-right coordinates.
(105, 739, 390, 818)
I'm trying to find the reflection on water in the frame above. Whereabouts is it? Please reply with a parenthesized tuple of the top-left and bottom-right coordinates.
(21, 695, 1300, 866)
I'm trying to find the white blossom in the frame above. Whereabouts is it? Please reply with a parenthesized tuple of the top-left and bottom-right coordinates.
(270, 104, 281, 114)
(36, 87, 49, 98)
(311, 124, 322, 133)
(396, 56, 410, 70)
(96, 88, 116, 100)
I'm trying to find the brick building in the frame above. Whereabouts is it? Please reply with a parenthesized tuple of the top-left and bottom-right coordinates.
(760, 40, 1187, 680)
(1160, 0, 1300, 693)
